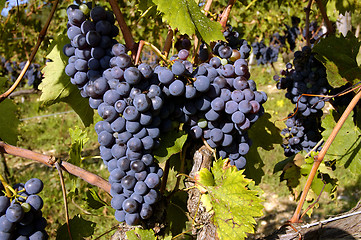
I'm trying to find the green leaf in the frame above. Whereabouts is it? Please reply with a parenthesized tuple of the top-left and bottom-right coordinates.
(153, 130, 188, 163)
(85, 188, 107, 209)
(313, 32, 361, 88)
(334, 0, 360, 14)
(197, 159, 264, 240)
(164, 154, 185, 191)
(0, 98, 19, 145)
(68, 126, 89, 166)
(39, 34, 94, 127)
(300, 155, 338, 199)
(322, 109, 361, 175)
(165, 191, 190, 237)
(152, 0, 225, 43)
(56, 215, 96, 240)
(126, 228, 157, 240)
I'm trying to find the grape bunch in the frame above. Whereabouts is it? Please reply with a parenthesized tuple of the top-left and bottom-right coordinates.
(280, 114, 323, 156)
(276, 46, 329, 117)
(0, 57, 43, 89)
(275, 46, 329, 156)
(160, 30, 267, 169)
(251, 41, 279, 65)
(0, 178, 48, 240)
(63, 4, 164, 226)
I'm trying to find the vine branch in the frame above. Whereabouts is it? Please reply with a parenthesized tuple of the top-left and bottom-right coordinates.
(107, 0, 137, 55)
(0, 0, 60, 103)
(304, 0, 313, 47)
(290, 88, 361, 223)
(219, 0, 236, 29)
(315, 0, 334, 35)
(55, 162, 73, 240)
(0, 141, 111, 194)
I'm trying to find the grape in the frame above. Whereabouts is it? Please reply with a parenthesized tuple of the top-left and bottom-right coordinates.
(127, 138, 143, 152)
(125, 213, 140, 225)
(172, 61, 186, 76)
(24, 179, 43, 195)
(112, 43, 127, 56)
(110, 168, 126, 182)
(0, 215, 15, 232)
(121, 175, 136, 190)
(144, 173, 160, 189)
(143, 189, 158, 204)
(6, 204, 24, 223)
(124, 67, 141, 85)
(133, 94, 151, 112)
(169, 80, 185, 96)
(26, 195, 43, 211)
(158, 69, 174, 84)
(194, 76, 210, 92)
(134, 181, 148, 195)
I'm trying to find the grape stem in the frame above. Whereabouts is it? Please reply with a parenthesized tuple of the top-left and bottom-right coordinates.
(143, 41, 171, 65)
(107, 0, 137, 55)
(0, 141, 111, 194)
(315, 0, 334, 34)
(289, 88, 361, 223)
(135, 40, 145, 65)
(204, 0, 213, 16)
(219, 0, 236, 29)
(0, 0, 60, 103)
(0, 173, 12, 197)
(304, 0, 313, 47)
(55, 162, 73, 240)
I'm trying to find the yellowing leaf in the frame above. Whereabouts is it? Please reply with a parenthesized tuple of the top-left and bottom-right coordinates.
(197, 159, 263, 240)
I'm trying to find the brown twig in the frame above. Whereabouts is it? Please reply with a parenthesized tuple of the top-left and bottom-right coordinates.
(219, 0, 236, 29)
(55, 162, 73, 240)
(0, 141, 111, 194)
(162, 27, 174, 58)
(304, 0, 313, 47)
(315, 0, 334, 35)
(0, 0, 60, 103)
(290, 88, 361, 223)
(135, 40, 145, 65)
(204, 0, 213, 16)
(107, 0, 137, 55)
(299, 180, 326, 220)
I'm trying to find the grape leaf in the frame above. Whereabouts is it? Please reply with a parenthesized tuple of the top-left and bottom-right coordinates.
(165, 191, 190, 237)
(39, 34, 94, 127)
(68, 126, 89, 166)
(85, 188, 107, 209)
(151, 0, 224, 43)
(322, 109, 361, 175)
(334, 0, 360, 14)
(0, 98, 19, 145)
(56, 215, 96, 240)
(126, 228, 157, 240)
(153, 130, 188, 163)
(197, 159, 264, 240)
(313, 32, 361, 88)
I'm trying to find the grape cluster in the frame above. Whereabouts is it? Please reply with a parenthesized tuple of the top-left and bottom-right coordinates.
(0, 178, 48, 240)
(161, 30, 267, 169)
(275, 46, 328, 156)
(276, 46, 329, 117)
(251, 41, 279, 65)
(63, 4, 163, 226)
(280, 114, 323, 156)
(0, 58, 43, 89)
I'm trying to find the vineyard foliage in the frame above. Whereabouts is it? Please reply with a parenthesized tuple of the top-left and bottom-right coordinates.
(0, 0, 361, 239)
